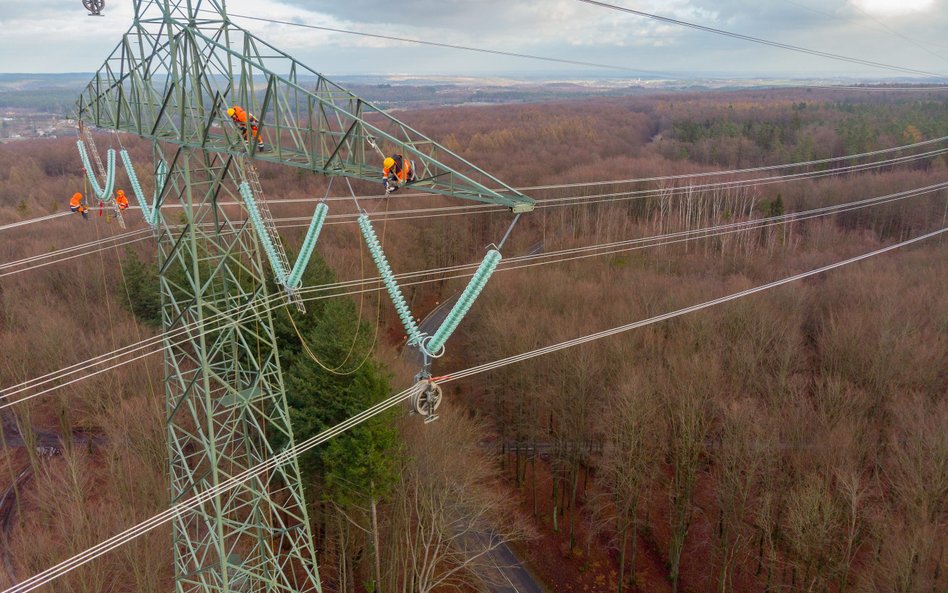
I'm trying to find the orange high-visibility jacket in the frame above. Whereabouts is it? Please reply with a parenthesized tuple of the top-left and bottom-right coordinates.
(70, 192, 83, 208)
(230, 105, 248, 124)
(230, 106, 259, 125)
(383, 155, 413, 182)
(115, 190, 129, 209)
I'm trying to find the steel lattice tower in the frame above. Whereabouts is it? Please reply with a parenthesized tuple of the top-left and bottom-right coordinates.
(75, 1, 533, 592)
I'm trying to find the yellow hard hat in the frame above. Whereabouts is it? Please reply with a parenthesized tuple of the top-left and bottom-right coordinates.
(383, 157, 395, 169)
(226, 107, 236, 117)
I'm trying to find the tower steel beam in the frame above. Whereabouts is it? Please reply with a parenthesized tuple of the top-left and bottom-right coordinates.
(156, 143, 321, 593)
(74, 2, 329, 592)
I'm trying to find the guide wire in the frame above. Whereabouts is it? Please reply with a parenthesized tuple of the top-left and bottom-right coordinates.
(0, 179, 940, 409)
(2, 134, 945, 240)
(574, 0, 946, 78)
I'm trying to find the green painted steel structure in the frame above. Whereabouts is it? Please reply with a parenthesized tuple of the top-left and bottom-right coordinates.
(74, 2, 533, 592)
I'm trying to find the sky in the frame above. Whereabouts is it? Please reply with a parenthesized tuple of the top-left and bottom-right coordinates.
(1, 0, 947, 79)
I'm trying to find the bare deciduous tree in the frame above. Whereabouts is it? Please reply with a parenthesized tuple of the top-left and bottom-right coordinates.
(385, 410, 532, 593)
(598, 376, 661, 593)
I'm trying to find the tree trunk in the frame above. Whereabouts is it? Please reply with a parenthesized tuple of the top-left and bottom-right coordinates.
(618, 519, 628, 593)
(371, 492, 382, 593)
(630, 513, 639, 589)
(337, 514, 348, 593)
(531, 447, 538, 517)
(569, 466, 579, 549)
(552, 474, 559, 533)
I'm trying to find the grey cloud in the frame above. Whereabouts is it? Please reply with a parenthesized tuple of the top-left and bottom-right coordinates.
(2, 0, 947, 77)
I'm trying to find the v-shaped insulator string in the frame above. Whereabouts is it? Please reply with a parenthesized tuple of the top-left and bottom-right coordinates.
(240, 182, 329, 293)
(76, 140, 116, 202)
(358, 212, 502, 360)
(120, 150, 164, 228)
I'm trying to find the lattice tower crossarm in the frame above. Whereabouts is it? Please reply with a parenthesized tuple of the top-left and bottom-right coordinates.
(76, 0, 535, 212)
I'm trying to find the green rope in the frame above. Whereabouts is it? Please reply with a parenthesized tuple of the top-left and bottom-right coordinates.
(358, 213, 424, 347)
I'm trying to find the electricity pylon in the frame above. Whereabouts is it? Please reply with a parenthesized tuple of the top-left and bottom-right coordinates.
(76, 1, 533, 592)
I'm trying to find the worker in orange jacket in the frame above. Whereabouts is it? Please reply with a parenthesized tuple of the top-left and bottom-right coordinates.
(69, 192, 89, 219)
(115, 189, 129, 211)
(382, 154, 418, 194)
(226, 105, 265, 150)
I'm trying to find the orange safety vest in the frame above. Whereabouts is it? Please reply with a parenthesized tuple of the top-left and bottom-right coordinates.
(230, 106, 260, 139)
(383, 155, 413, 183)
(70, 192, 83, 208)
(115, 190, 129, 210)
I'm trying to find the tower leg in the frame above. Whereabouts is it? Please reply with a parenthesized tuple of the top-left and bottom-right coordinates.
(158, 144, 322, 593)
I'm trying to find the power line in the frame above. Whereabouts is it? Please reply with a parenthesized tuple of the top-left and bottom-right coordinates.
(217, 11, 666, 76)
(1, 180, 942, 409)
(439, 226, 947, 381)
(0, 212, 71, 231)
(7, 225, 944, 593)
(574, 0, 947, 79)
(782, 0, 948, 63)
(4, 139, 946, 278)
(3, 133, 946, 238)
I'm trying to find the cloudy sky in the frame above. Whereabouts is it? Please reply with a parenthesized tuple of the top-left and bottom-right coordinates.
(1, 0, 947, 79)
